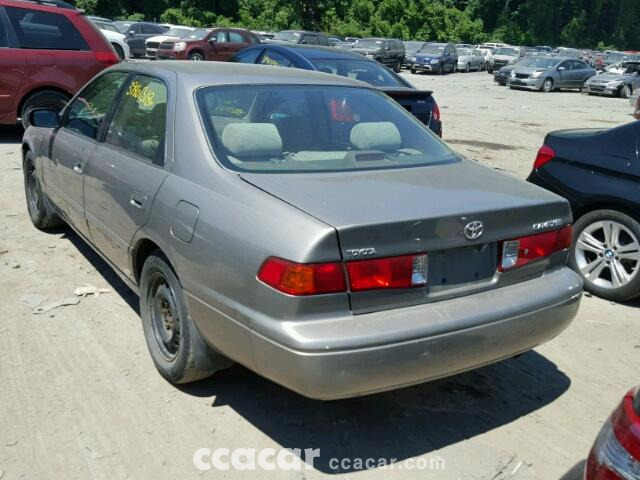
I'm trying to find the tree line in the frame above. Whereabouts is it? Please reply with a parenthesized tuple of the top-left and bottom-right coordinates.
(76, 0, 640, 51)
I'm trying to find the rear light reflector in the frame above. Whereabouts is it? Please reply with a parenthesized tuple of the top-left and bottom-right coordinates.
(347, 254, 428, 292)
(500, 225, 572, 271)
(94, 51, 120, 65)
(533, 144, 555, 169)
(585, 388, 640, 480)
(257, 257, 346, 296)
(432, 102, 441, 122)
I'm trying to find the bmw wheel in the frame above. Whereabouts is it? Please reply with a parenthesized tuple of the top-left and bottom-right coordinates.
(570, 210, 640, 301)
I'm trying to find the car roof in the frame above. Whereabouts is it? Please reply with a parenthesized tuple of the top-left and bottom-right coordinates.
(256, 43, 376, 61)
(111, 60, 368, 88)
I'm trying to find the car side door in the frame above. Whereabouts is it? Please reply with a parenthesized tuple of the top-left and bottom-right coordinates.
(83, 74, 170, 276)
(0, 6, 25, 119)
(556, 60, 571, 87)
(206, 30, 228, 60)
(46, 71, 130, 238)
(225, 30, 250, 58)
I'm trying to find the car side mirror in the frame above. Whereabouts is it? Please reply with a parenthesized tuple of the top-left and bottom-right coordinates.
(558, 66, 566, 71)
(209, 37, 217, 43)
(128, 30, 135, 36)
(29, 109, 60, 128)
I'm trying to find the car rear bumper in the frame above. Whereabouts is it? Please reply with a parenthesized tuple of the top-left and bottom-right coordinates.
(247, 267, 582, 400)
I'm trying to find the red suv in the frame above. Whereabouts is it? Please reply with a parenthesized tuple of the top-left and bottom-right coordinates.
(156, 27, 261, 61)
(0, 0, 119, 128)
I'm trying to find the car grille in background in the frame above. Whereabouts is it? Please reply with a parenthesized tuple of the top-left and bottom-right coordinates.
(494, 60, 508, 66)
(159, 42, 174, 50)
(146, 41, 160, 49)
(516, 73, 529, 79)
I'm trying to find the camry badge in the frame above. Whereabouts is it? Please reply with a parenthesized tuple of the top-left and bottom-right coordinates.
(464, 221, 484, 240)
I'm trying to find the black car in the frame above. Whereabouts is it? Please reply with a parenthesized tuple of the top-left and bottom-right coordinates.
(114, 21, 168, 58)
(494, 65, 515, 85)
(350, 37, 406, 72)
(270, 30, 330, 46)
(230, 44, 442, 136)
(527, 121, 640, 301)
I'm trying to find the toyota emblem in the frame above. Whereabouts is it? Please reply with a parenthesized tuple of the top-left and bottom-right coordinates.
(464, 221, 484, 240)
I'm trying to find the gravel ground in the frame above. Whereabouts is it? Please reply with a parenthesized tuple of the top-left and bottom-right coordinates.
(0, 70, 638, 480)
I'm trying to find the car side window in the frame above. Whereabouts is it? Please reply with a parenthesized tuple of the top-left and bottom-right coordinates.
(216, 30, 228, 43)
(260, 50, 291, 67)
(228, 31, 244, 43)
(130, 24, 141, 34)
(560, 61, 569, 70)
(64, 72, 129, 140)
(105, 75, 167, 165)
(231, 48, 263, 63)
(141, 24, 157, 35)
(302, 35, 318, 45)
(5, 6, 88, 50)
(0, 9, 8, 48)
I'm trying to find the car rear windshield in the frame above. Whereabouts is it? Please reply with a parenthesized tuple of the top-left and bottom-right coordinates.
(495, 47, 519, 56)
(357, 39, 384, 49)
(457, 49, 471, 56)
(309, 59, 409, 87)
(197, 85, 457, 173)
(404, 41, 424, 50)
(273, 31, 299, 42)
(419, 45, 444, 54)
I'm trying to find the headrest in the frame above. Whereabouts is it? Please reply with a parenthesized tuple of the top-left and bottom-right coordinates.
(350, 122, 401, 151)
(221, 123, 282, 158)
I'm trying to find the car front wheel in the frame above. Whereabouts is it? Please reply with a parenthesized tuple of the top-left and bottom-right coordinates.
(620, 84, 632, 99)
(541, 78, 554, 93)
(23, 151, 63, 230)
(570, 210, 640, 301)
(189, 52, 204, 61)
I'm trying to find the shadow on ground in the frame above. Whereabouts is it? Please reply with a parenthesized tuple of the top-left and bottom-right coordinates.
(50, 216, 573, 474)
(180, 347, 570, 473)
(0, 126, 22, 144)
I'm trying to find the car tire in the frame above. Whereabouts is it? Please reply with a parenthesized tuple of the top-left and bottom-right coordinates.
(140, 250, 232, 384)
(189, 52, 204, 61)
(112, 43, 125, 61)
(393, 59, 402, 73)
(487, 68, 493, 74)
(410, 66, 417, 74)
(465, 63, 470, 73)
(20, 90, 69, 130)
(541, 78, 554, 93)
(23, 150, 63, 230)
(620, 84, 632, 99)
(569, 210, 640, 302)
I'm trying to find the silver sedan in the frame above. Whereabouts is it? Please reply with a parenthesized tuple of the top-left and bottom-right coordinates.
(22, 62, 582, 399)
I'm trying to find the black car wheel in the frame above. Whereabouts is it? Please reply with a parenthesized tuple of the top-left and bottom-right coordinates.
(570, 210, 640, 301)
(620, 84, 632, 99)
(140, 251, 231, 383)
(410, 66, 417, 74)
(23, 151, 63, 230)
(541, 78, 554, 93)
(394, 59, 402, 73)
(189, 52, 204, 61)
(487, 68, 493, 74)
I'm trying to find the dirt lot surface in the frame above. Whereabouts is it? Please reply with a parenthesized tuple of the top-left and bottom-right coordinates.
(1, 70, 639, 480)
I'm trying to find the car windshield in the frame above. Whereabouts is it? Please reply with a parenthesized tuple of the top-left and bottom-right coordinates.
(96, 22, 119, 33)
(273, 31, 300, 42)
(457, 49, 471, 56)
(527, 58, 560, 68)
(495, 47, 519, 56)
(197, 85, 457, 173)
(357, 39, 384, 49)
(164, 27, 192, 37)
(608, 53, 627, 62)
(113, 22, 131, 33)
(419, 44, 445, 54)
(183, 29, 210, 40)
(404, 41, 424, 50)
(309, 59, 408, 87)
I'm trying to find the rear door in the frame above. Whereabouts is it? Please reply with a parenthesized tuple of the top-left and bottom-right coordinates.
(0, 6, 25, 118)
(83, 74, 170, 275)
(224, 30, 251, 59)
(206, 29, 228, 60)
(47, 71, 129, 238)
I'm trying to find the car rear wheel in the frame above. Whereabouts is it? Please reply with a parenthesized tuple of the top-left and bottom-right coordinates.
(570, 210, 640, 301)
(189, 52, 204, 61)
(541, 78, 554, 93)
(620, 84, 632, 99)
(20, 90, 69, 130)
(23, 151, 63, 230)
(140, 251, 232, 383)
(393, 59, 402, 73)
(111, 43, 125, 61)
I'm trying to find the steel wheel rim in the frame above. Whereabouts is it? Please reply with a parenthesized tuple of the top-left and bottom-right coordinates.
(27, 165, 40, 214)
(149, 274, 181, 361)
(191, 54, 202, 61)
(543, 80, 552, 92)
(575, 220, 640, 290)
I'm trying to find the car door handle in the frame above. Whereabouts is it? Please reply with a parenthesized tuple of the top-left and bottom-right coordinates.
(73, 162, 83, 174)
(130, 191, 147, 210)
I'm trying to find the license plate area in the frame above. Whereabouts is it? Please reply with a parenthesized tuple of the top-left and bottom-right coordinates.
(428, 243, 497, 292)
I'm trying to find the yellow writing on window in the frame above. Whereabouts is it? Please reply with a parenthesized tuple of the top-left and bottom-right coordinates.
(126, 80, 156, 108)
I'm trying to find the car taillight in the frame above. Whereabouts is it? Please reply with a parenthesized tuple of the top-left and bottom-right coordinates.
(257, 257, 346, 296)
(346, 254, 428, 291)
(432, 102, 440, 122)
(500, 225, 572, 271)
(258, 254, 428, 295)
(94, 51, 120, 65)
(533, 144, 555, 169)
(585, 388, 640, 480)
